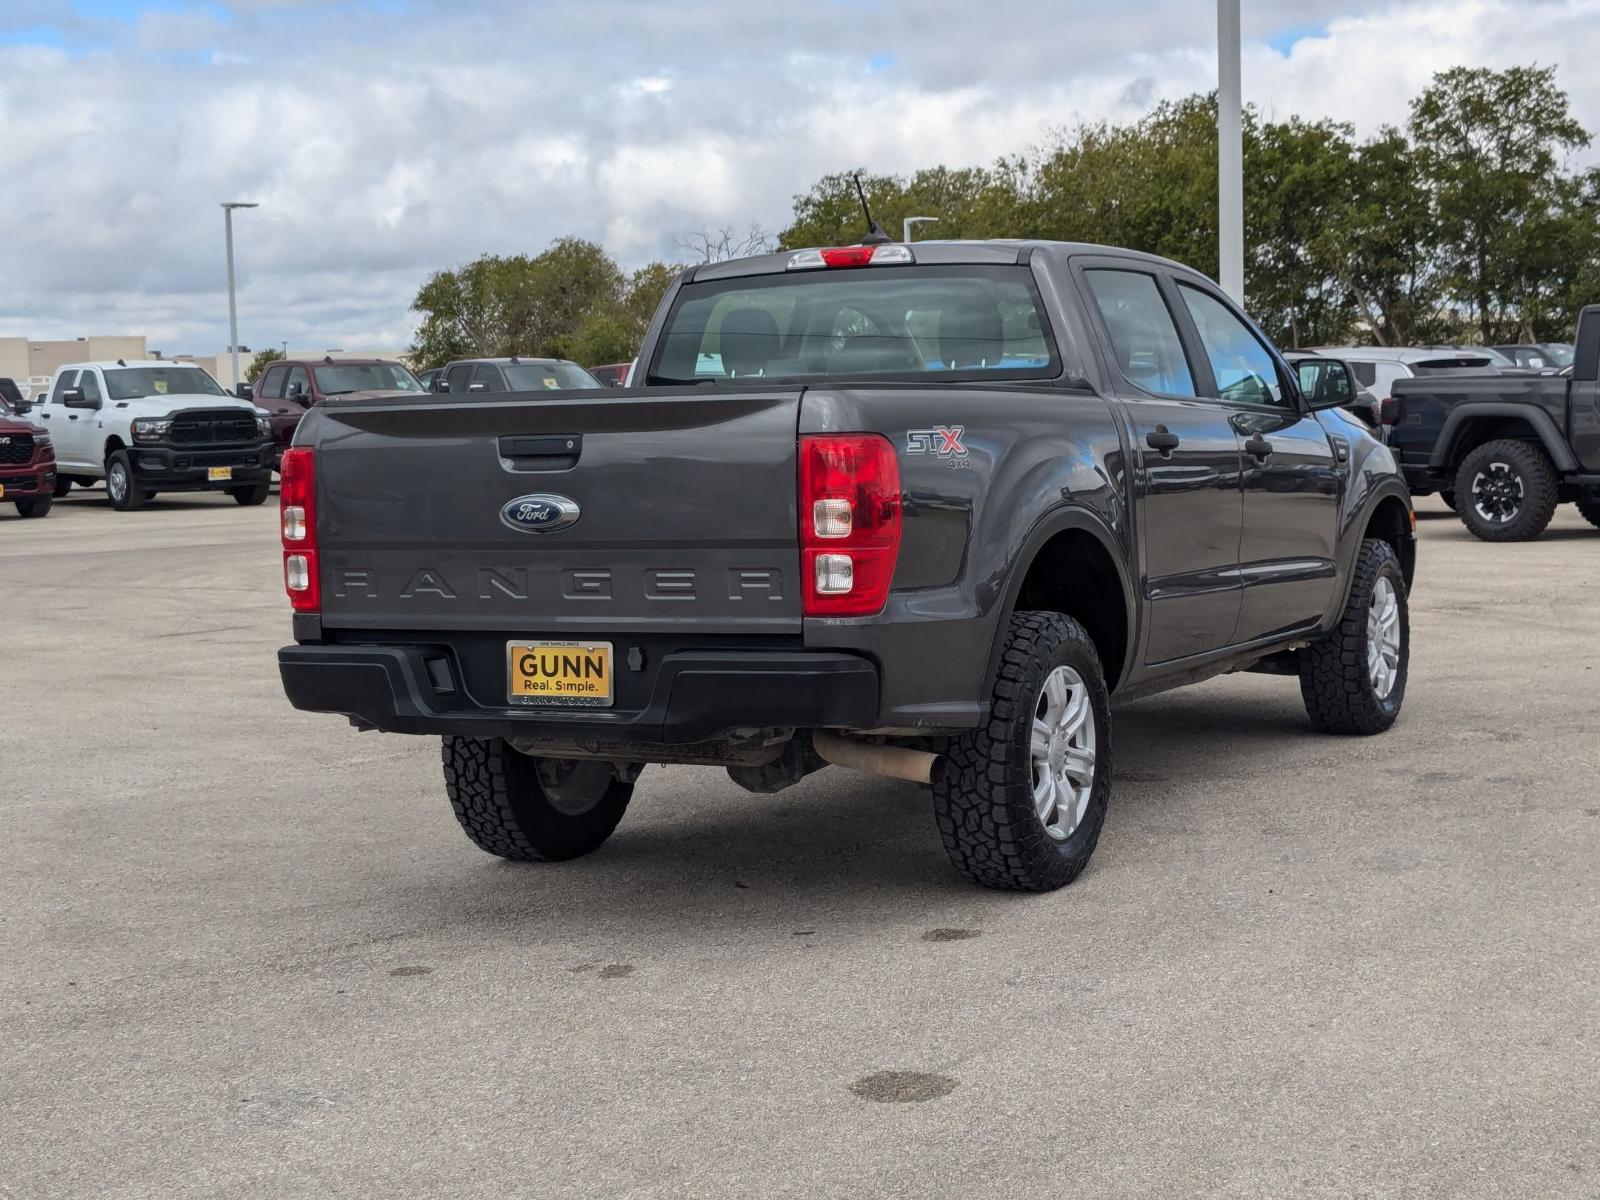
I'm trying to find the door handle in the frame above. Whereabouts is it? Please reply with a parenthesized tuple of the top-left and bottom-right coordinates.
(1144, 426, 1180, 458)
(1243, 433, 1273, 460)
(67, 414, 79, 421)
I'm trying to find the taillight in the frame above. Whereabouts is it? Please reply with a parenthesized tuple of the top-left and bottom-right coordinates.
(799, 434, 902, 617)
(280, 446, 319, 612)
(1379, 396, 1399, 426)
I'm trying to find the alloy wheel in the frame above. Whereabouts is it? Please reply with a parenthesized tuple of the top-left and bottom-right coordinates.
(1030, 665, 1097, 841)
(1471, 463, 1523, 524)
(1367, 576, 1401, 699)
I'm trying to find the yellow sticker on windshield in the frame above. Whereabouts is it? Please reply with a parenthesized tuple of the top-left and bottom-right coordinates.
(542, 377, 559, 389)
(154, 380, 168, 394)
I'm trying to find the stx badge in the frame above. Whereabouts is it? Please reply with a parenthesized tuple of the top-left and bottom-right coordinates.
(907, 425, 970, 468)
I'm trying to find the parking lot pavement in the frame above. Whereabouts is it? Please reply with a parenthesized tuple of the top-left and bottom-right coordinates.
(3, 490, 1599, 1198)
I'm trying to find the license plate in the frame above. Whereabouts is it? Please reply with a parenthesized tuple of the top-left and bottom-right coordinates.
(507, 641, 614, 707)
(207, 466, 233, 482)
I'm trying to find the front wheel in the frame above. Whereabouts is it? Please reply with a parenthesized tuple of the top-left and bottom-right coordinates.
(15, 495, 52, 518)
(1438, 491, 1456, 512)
(52, 477, 72, 499)
(441, 737, 632, 862)
(1577, 496, 1600, 531)
(1453, 439, 1558, 542)
(1299, 538, 1408, 735)
(106, 451, 147, 512)
(932, 611, 1112, 892)
(230, 482, 271, 506)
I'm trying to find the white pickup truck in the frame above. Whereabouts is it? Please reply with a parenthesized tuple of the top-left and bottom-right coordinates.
(35, 360, 274, 510)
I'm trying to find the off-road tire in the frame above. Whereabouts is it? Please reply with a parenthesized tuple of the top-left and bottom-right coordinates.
(932, 611, 1112, 892)
(106, 451, 147, 512)
(441, 736, 632, 862)
(1299, 538, 1408, 735)
(15, 495, 52, 518)
(52, 477, 71, 499)
(1577, 496, 1600, 530)
(1453, 439, 1558, 542)
(230, 482, 271, 506)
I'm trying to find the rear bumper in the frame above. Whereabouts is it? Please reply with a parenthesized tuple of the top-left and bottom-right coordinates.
(278, 642, 880, 743)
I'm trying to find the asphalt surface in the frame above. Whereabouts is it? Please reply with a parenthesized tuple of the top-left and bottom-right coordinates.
(4, 487, 1599, 1199)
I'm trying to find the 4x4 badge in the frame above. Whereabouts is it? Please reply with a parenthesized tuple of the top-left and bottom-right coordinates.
(501, 493, 581, 533)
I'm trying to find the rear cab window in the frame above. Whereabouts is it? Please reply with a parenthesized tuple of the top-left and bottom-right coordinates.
(647, 264, 1060, 385)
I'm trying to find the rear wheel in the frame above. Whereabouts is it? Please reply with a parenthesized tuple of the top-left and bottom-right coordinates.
(932, 611, 1112, 892)
(230, 482, 271, 506)
(1577, 496, 1600, 531)
(14, 495, 52, 518)
(1453, 439, 1558, 542)
(106, 451, 146, 512)
(441, 737, 633, 862)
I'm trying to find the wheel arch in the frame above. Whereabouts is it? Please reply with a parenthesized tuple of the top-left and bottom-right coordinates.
(983, 506, 1136, 695)
(1429, 404, 1577, 474)
(103, 434, 128, 461)
(1362, 490, 1417, 594)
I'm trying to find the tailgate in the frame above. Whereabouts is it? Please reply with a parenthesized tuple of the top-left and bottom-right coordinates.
(313, 387, 804, 633)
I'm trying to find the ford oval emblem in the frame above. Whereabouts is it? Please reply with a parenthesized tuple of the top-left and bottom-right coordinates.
(501, 493, 581, 534)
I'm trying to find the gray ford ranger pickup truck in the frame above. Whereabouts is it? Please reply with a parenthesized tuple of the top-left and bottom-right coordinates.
(278, 239, 1417, 892)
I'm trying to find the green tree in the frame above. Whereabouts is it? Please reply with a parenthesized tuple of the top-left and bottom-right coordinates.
(245, 347, 283, 382)
(1409, 65, 1591, 341)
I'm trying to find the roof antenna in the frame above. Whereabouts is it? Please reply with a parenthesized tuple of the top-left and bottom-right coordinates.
(852, 174, 892, 245)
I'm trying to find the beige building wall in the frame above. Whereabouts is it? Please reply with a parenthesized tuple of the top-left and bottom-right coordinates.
(0, 335, 152, 400)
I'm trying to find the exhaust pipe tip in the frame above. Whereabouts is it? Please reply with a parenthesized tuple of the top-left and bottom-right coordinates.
(812, 731, 940, 785)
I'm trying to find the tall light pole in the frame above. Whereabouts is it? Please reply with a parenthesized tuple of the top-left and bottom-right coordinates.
(221, 201, 259, 390)
(903, 216, 938, 243)
(1217, 0, 1244, 302)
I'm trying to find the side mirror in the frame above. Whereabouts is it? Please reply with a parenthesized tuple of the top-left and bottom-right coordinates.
(1574, 305, 1600, 383)
(235, 382, 254, 401)
(1299, 359, 1357, 411)
(62, 388, 99, 409)
(433, 377, 452, 393)
(12, 400, 32, 415)
(286, 382, 305, 400)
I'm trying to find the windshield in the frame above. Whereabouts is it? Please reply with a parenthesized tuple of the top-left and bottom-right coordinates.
(503, 363, 602, 391)
(105, 366, 227, 400)
(649, 264, 1058, 384)
(313, 362, 424, 395)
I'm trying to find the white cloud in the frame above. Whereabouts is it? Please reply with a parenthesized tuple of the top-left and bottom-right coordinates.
(0, 0, 1597, 354)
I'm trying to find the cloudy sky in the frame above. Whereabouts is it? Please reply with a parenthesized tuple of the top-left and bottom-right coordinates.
(2, 0, 1598, 355)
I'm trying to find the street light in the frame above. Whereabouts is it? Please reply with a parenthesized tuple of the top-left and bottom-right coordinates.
(1217, 0, 1244, 302)
(903, 216, 938, 243)
(221, 201, 259, 391)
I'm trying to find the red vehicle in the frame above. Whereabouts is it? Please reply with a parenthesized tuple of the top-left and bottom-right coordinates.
(0, 393, 57, 518)
(243, 357, 425, 467)
(589, 362, 632, 387)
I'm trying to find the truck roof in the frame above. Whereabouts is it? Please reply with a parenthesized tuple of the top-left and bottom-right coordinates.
(1312, 346, 1502, 365)
(690, 239, 1198, 282)
(53, 360, 220, 373)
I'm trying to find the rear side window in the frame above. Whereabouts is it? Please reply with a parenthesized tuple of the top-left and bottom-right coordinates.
(649, 264, 1059, 384)
(1083, 269, 1196, 397)
(1349, 361, 1377, 387)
